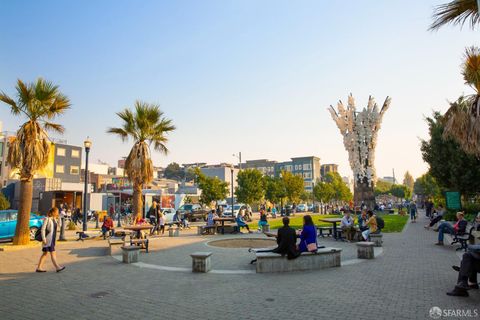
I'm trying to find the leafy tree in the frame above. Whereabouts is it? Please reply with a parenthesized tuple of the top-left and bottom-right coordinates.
(403, 171, 414, 193)
(264, 176, 287, 205)
(281, 171, 304, 203)
(0, 193, 10, 210)
(421, 111, 480, 197)
(313, 180, 334, 203)
(163, 163, 196, 181)
(375, 180, 393, 195)
(235, 169, 265, 206)
(390, 184, 411, 200)
(414, 173, 442, 198)
(314, 172, 352, 203)
(0, 78, 70, 245)
(430, 0, 479, 31)
(194, 168, 228, 207)
(108, 101, 175, 219)
(300, 191, 313, 203)
(164, 162, 184, 180)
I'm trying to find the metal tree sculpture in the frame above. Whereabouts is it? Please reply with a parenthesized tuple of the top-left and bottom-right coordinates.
(328, 94, 391, 209)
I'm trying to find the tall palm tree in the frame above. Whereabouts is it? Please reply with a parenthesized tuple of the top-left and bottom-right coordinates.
(0, 78, 70, 245)
(108, 101, 175, 220)
(429, 0, 479, 30)
(443, 47, 480, 156)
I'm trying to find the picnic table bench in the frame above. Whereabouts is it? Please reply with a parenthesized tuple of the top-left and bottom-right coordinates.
(130, 238, 149, 253)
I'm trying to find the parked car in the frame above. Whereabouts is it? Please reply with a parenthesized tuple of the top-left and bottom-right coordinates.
(307, 204, 314, 212)
(176, 204, 209, 222)
(297, 204, 308, 212)
(223, 204, 251, 218)
(0, 210, 44, 241)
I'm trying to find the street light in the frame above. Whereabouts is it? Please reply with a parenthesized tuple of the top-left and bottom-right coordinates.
(82, 137, 92, 233)
(232, 152, 242, 170)
(230, 166, 234, 216)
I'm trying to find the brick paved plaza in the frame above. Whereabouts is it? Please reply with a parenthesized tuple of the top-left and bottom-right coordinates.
(0, 211, 478, 320)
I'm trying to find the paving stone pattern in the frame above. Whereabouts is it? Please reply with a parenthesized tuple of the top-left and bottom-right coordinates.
(0, 211, 479, 320)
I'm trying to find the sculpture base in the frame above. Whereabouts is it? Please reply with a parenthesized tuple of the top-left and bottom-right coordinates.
(354, 180, 375, 210)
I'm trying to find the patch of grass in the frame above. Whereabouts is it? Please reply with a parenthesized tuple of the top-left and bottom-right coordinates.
(249, 213, 408, 233)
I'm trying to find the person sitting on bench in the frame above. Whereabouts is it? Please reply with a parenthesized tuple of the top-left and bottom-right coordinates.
(362, 211, 377, 241)
(435, 212, 467, 246)
(258, 209, 268, 231)
(272, 217, 300, 259)
(447, 246, 480, 297)
(357, 210, 368, 232)
(236, 211, 252, 233)
(340, 210, 355, 241)
(297, 215, 317, 253)
(101, 215, 114, 239)
(425, 204, 445, 229)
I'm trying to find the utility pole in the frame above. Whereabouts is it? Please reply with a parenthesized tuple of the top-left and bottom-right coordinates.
(392, 168, 396, 185)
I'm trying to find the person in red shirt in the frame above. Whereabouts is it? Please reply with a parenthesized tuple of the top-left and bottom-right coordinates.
(436, 212, 467, 245)
(101, 215, 115, 239)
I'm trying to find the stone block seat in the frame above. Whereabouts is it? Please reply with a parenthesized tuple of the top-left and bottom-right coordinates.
(317, 226, 333, 238)
(121, 245, 141, 263)
(369, 233, 383, 247)
(108, 238, 124, 256)
(255, 248, 341, 273)
(356, 242, 375, 259)
(190, 252, 212, 273)
(168, 226, 180, 237)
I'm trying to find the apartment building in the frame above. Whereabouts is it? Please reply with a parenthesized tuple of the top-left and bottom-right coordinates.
(274, 156, 321, 192)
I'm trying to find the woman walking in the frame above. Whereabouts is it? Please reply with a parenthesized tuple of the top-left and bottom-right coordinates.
(36, 207, 65, 273)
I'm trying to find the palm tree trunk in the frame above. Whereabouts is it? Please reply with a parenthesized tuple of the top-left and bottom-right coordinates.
(133, 183, 143, 220)
(13, 179, 33, 245)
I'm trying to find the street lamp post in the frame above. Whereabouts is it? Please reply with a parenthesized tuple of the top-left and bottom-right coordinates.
(82, 137, 92, 233)
(232, 152, 242, 170)
(230, 167, 234, 216)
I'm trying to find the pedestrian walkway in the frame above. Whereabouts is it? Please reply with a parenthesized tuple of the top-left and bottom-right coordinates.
(0, 211, 478, 320)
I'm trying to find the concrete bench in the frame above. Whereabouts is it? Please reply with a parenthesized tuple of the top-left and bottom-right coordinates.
(114, 230, 134, 241)
(356, 242, 375, 259)
(168, 227, 180, 237)
(255, 248, 342, 273)
(130, 238, 149, 253)
(108, 238, 124, 256)
(121, 246, 141, 263)
(369, 233, 383, 247)
(190, 252, 212, 273)
(197, 225, 217, 235)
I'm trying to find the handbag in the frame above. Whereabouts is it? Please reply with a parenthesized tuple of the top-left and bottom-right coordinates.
(307, 242, 317, 252)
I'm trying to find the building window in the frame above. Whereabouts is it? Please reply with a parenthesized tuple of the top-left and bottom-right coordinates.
(71, 149, 80, 158)
(304, 172, 312, 179)
(56, 165, 64, 173)
(57, 148, 66, 156)
(70, 166, 79, 175)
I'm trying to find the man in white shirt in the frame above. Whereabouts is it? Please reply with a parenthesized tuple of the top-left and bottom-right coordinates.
(340, 211, 355, 241)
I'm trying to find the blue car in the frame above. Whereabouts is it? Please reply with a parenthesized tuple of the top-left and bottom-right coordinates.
(0, 210, 44, 241)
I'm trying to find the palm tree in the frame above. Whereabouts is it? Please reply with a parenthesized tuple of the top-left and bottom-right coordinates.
(443, 47, 480, 156)
(430, 0, 479, 30)
(0, 79, 70, 245)
(108, 101, 175, 220)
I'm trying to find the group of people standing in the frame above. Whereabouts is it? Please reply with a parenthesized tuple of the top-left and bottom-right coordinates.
(146, 201, 166, 235)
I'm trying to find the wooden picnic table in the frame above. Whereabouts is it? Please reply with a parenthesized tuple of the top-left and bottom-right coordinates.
(124, 225, 152, 239)
(213, 217, 236, 234)
(319, 218, 342, 240)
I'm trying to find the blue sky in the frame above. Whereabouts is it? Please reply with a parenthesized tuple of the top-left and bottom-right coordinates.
(0, 0, 478, 179)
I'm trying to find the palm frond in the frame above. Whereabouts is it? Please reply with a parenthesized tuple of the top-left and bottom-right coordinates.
(0, 92, 20, 114)
(43, 122, 65, 134)
(430, 0, 479, 31)
(107, 127, 129, 142)
(462, 46, 480, 93)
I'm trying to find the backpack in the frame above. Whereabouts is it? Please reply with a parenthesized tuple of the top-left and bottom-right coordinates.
(376, 216, 385, 230)
(34, 221, 50, 242)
